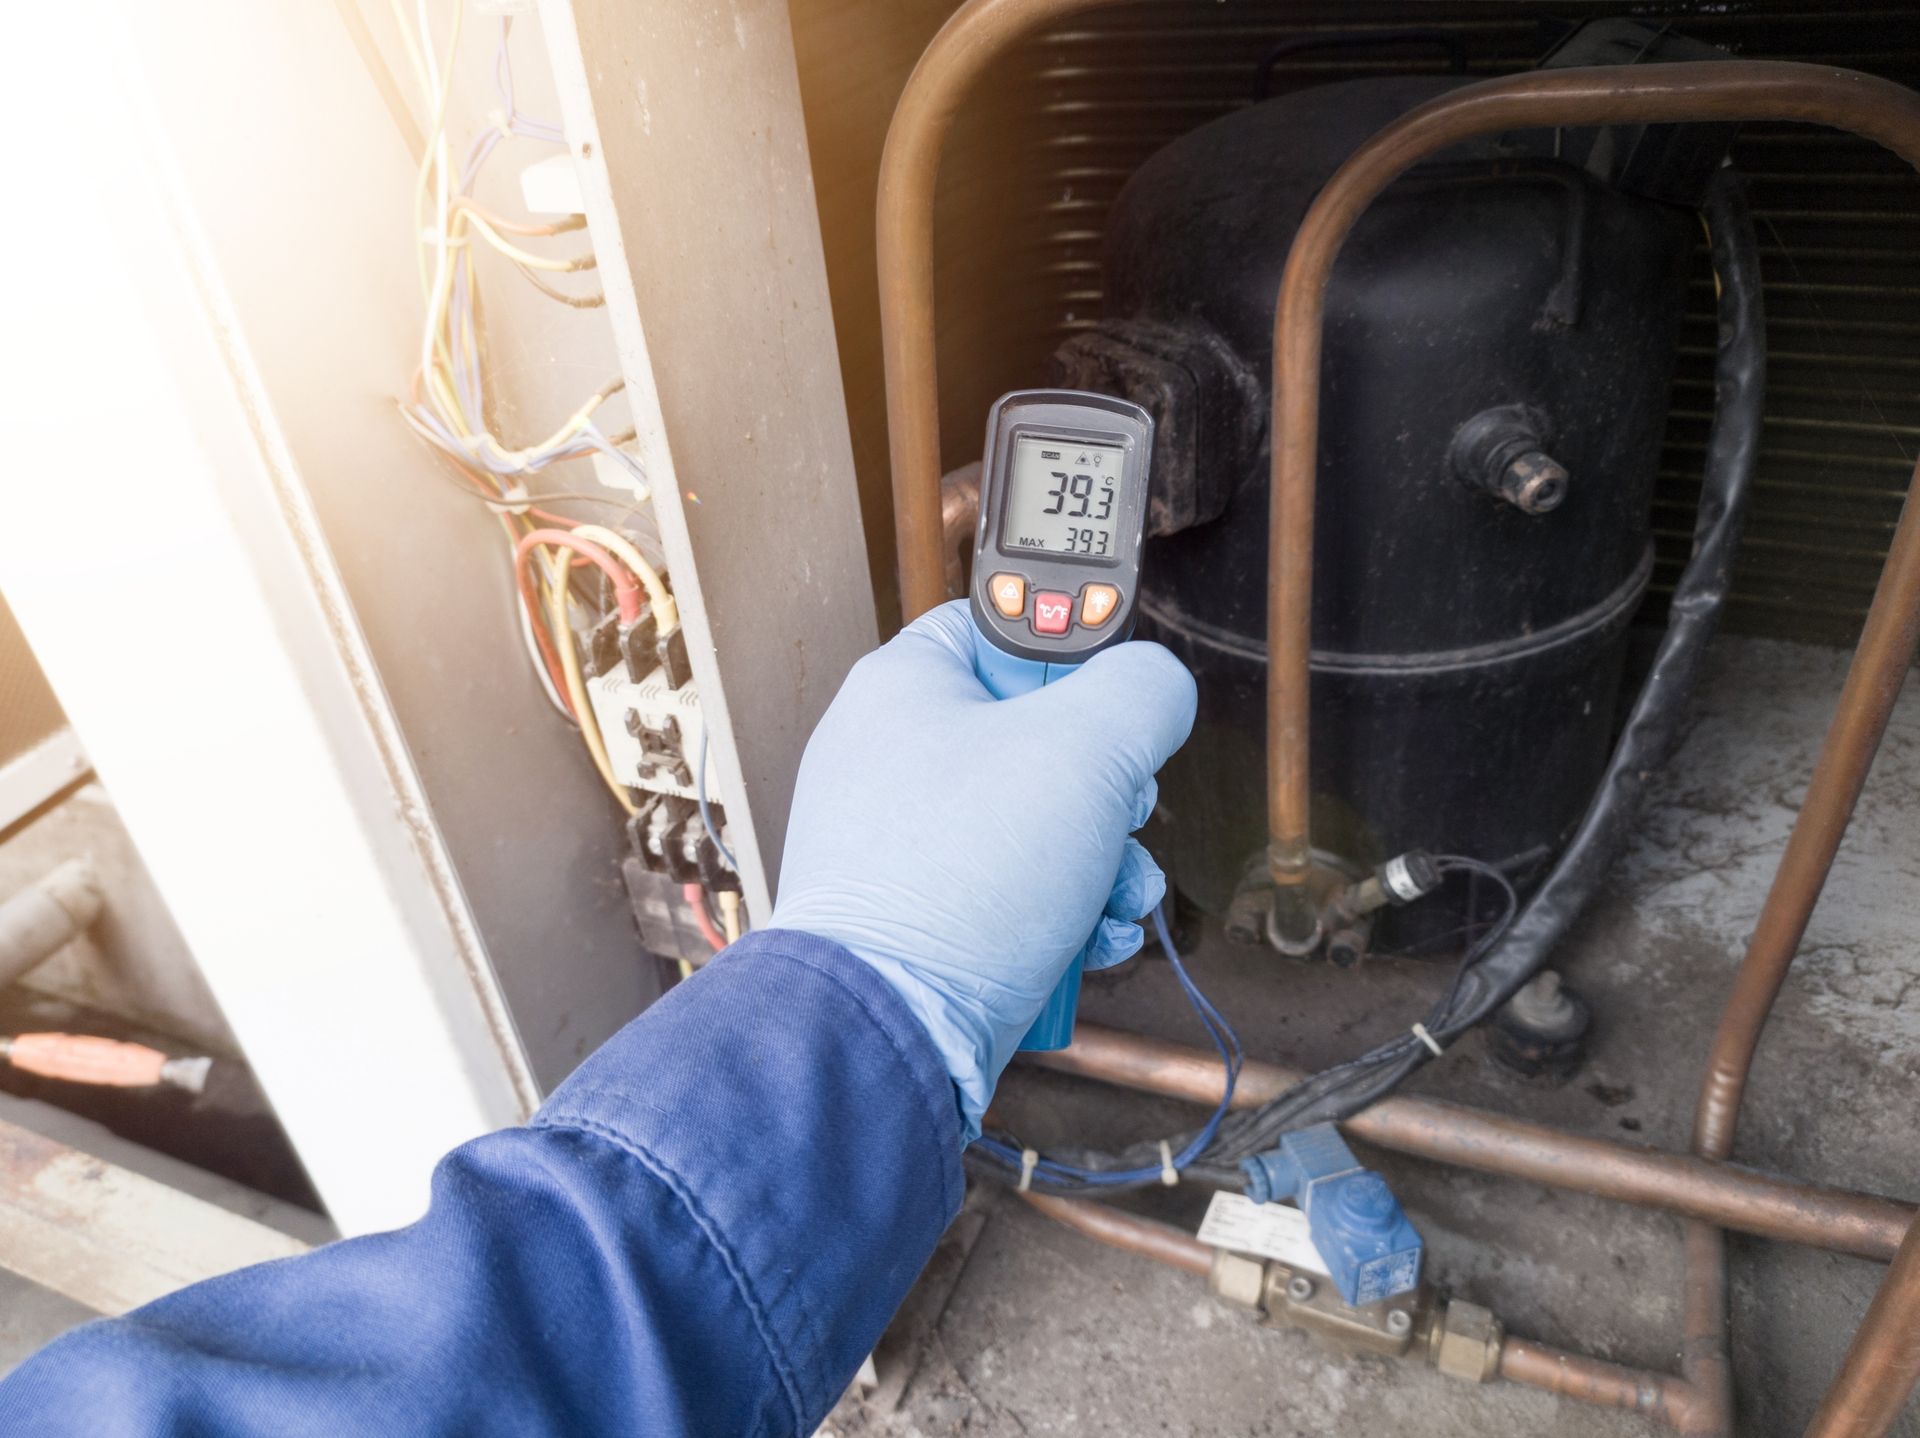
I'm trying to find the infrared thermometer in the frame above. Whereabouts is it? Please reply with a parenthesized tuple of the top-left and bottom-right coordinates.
(967, 389, 1155, 1050)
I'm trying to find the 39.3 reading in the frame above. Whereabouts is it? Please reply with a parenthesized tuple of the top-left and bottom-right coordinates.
(1044, 470, 1114, 555)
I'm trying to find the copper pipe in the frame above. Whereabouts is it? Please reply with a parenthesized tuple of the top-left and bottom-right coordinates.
(881, 26, 1920, 1429)
(1264, 63, 1920, 1435)
(1025, 1190, 1705, 1427)
(1679, 1220, 1734, 1436)
(1500, 1334, 1709, 1431)
(878, 0, 1111, 622)
(1265, 59, 1920, 880)
(1032, 1026, 1915, 1262)
(1803, 1219, 1920, 1437)
(1019, 1191, 1214, 1277)
(1693, 484, 1920, 1160)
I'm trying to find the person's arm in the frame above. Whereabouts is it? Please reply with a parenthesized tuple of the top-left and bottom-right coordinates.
(0, 602, 1195, 1436)
(0, 932, 962, 1437)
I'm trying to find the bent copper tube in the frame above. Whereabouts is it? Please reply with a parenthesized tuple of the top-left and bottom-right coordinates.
(1803, 1218, 1920, 1438)
(1031, 1026, 1915, 1263)
(880, 19, 1920, 1431)
(1264, 60, 1920, 882)
(879, 0, 1113, 623)
(1022, 1190, 1706, 1427)
(1231, 60, 1920, 1436)
(1499, 1334, 1709, 1431)
(1019, 1190, 1215, 1277)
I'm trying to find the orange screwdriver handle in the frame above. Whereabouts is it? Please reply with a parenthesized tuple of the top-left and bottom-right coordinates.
(3, 1032, 170, 1087)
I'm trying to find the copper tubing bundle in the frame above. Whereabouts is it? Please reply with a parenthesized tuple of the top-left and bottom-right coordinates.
(880, 11, 1920, 1432)
(1033, 1025, 1914, 1263)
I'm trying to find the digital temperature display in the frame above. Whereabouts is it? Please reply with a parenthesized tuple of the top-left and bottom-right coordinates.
(1000, 435, 1126, 562)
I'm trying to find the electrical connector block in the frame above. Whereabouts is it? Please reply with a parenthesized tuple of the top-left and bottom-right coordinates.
(1240, 1123, 1423, 1308)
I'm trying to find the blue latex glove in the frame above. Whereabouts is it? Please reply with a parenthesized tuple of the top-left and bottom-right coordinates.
(771, 600, 1197, 1139)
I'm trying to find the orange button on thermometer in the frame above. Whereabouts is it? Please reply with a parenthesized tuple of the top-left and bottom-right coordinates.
(1080, 583, 1120, 628)
(988, 572, 1026, 618)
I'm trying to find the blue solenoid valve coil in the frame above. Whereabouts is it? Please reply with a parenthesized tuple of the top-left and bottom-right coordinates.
(1241, 1123, 1423, 1307)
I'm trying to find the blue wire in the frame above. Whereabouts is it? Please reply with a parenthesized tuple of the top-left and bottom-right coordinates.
(696, 728, 738, 872)
(975, 901, 1241, 1187)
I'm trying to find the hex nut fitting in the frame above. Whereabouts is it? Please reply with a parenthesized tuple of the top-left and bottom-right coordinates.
(1449, 404, 1571, 516)
(1498, 451, 1570, 513)
(1210, 1250, 1267, 1312)
(1432, 1299, 1504, 1383)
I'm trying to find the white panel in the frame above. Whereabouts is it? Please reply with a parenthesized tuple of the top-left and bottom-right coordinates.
(0, 5, 535, 1235)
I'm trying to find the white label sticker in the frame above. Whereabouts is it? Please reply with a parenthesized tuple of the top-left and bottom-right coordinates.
(1196, 1192, 1328, 1274)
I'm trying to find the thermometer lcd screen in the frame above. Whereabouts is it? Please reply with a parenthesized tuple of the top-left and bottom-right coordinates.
(1000, 435, 1127, 563)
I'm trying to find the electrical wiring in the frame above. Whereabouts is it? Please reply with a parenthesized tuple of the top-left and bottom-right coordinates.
(514, 528, 643, 625)
(695, 728, 737, 872)
(571, 524, 675, 628)
(460, 206, 598, 272)
(973, 857, 1520, 1195)
(516, 573, 576, 722)
(447, 196, 585, 238)
(970, 905, 1242, 1190)
(389, 2, 635, 531)
(543, 553, 636, 816)
(684, 884, 728, 953)
(512, 266, 607, 309)
(386, 5, 731, 979)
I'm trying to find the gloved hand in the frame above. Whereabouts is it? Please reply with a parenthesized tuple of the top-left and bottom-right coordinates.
(771, 600, 1197, 1139)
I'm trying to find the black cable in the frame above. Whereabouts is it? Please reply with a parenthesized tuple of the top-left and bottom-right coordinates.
(972, 163, 1763, 1195)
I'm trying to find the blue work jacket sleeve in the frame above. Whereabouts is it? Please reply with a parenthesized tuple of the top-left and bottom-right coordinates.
(0, 930, 967, 1437)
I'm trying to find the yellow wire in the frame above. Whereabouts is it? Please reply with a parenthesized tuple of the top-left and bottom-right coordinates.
(460, 208, 596, 272)
(412, 0, 463, 350)
(571, 524, 677, 628)
(542, 552, 638, 816)
(469, 378, 624, 469)
(384, 0, 432, 107)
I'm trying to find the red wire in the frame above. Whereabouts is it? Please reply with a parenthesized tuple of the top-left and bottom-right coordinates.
(684, 884, 727, 953)
(514, 528, 643, 625)
(506, 516, 576, 717)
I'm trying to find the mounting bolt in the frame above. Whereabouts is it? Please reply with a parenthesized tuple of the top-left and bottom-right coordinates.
(1286, 1274, 1315, 1303)
(1386, 1309, 1413, 1338)
(1491, 969, 1594, 1086)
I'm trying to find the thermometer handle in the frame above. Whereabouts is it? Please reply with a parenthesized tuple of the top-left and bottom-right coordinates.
(972, 636, 1085, 1052)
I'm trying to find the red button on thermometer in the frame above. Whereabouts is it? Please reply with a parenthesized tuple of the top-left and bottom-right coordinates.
(968, 389, 1155, 1050)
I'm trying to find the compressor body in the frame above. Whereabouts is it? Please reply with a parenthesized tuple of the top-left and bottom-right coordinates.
(1053, 75, 1703, 952)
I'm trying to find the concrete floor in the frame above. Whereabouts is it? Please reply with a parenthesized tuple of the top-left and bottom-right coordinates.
(832, 635, 1920, 1438)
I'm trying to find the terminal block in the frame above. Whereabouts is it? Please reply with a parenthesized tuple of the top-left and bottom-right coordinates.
(1241, 1124, 1423, 1307)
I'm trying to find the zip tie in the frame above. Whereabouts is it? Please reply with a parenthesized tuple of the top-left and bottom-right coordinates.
(1411, 1022, 1445, 1058)
(1159, 1140, 1177, 1187)
(1017, 1148, 1039, 1193)
(485, 481, 532, 516)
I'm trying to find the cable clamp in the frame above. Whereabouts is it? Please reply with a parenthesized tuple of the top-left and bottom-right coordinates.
(486, 482, 532, 516)
(1159, 1140, 1177, 1187)
(1411, 1022, 1445, 1058)
(1017, 1148, 1039, 1193)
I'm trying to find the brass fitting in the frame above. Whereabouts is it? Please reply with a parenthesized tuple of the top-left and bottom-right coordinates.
(1259, 1261, 1432, 1359)
(1429, 1298, 1505, 1383)
(1209, 1250, 1267, 1311)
